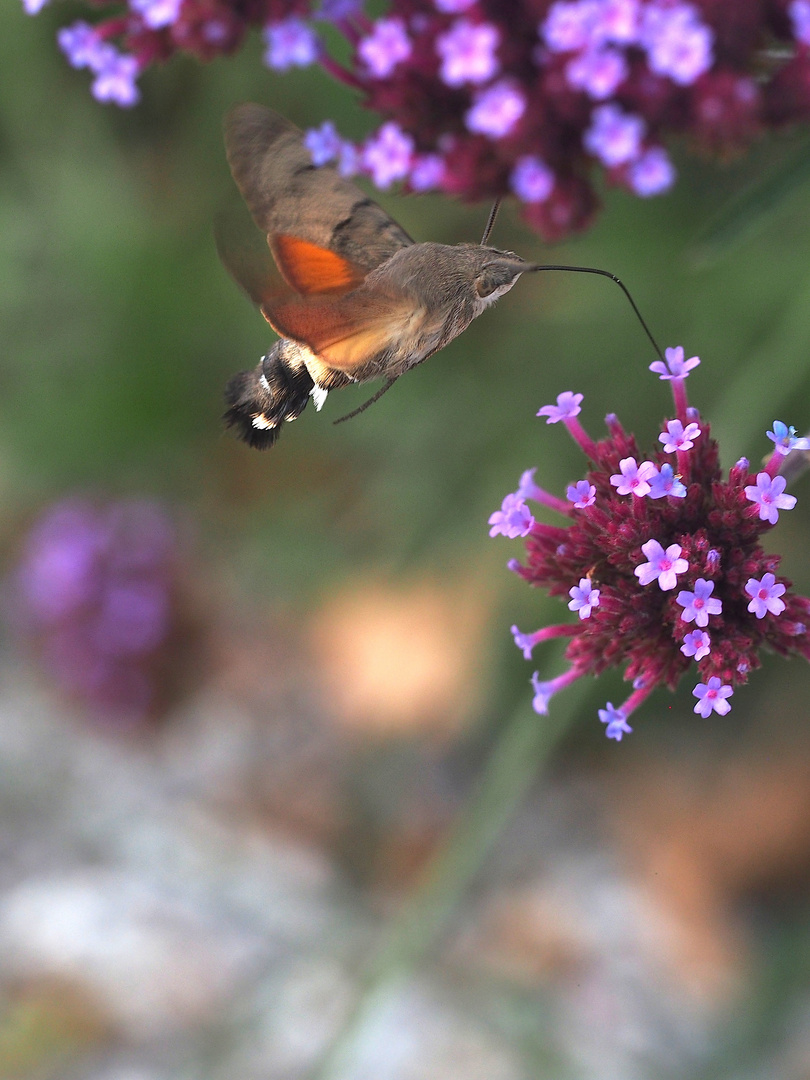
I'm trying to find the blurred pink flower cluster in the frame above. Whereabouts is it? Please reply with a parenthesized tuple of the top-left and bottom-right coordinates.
(23, 0, 810, 239)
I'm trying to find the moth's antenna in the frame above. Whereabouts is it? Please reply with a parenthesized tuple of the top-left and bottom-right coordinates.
(480, 199, 501, 246)
(526, 263, 664, 363)
(333, 378, 398, 425)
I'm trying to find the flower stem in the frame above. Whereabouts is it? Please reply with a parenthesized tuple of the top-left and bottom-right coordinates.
(671, 377, 688, 420)
(304, 689, 585, 1080)
(564, 416, 598, 459)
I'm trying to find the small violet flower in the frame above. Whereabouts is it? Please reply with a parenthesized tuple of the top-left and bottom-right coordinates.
(538, 392, 583, 423)
(693, 676, 733, 717)
(263, 17, 319, 71)
(359, 18, 412, 78)
(676, 578, 722, 627)
(634, 539, 689, 591)
(436, 19, 500, 86)
(361, 122, 413, 187)
(745, 472, 797, 525)
(745, 573, 787, 619)
(569, 578, 600, 619)
(767, 421, 810, 457)
(567, 480, 596, 508)
(610, 457, 657, 496)
(493, 345, 810, 738)
(681, 629, 711, 660)
(649, 345, 700, 380)
(489, 493, 535, 538)
(465, 80, 526, 138)
(647, 463, 687, 499)
(599, 702, 632, 741)
(659, 418, 700, 453)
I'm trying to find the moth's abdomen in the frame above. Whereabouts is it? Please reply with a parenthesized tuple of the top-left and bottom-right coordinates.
(223, 341, 315, 449)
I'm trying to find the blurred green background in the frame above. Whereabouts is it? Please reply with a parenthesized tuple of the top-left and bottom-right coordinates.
(3, 4, 810, 1079)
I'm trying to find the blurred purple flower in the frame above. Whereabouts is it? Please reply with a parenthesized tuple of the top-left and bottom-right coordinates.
(13, 499, 181, 724)
(359, 17, 411, 78)
(264, 16, 319, 71)
(436, 19, 500, 87)
(26, 0, 810, 239)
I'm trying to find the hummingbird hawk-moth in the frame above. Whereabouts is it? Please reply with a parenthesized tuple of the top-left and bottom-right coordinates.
(219, 104, 660, 449)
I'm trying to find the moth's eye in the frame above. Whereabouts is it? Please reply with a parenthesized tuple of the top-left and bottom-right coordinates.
(475, 265, 517, 299)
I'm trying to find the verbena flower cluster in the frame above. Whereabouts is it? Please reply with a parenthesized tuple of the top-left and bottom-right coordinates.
(12, 498, 181, 725)
(489, 349, 810, 738)
(22, 0, 810, 239)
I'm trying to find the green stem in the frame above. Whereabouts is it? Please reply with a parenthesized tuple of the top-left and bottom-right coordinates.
(307, 686, 586, 1079)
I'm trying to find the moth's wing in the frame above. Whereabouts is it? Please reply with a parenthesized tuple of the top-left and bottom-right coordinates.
(214, 200, 290, 310)
(263, 288, 414, 374)
(224, 104, 414, 274)
(216, 210, 401, 372)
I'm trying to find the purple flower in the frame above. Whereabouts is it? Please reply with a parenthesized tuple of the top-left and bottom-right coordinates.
(649, 345, 700, 380)
(640, 2, 714, 86)
(647, 463, 687, 499)
(634, 539, 689, 591)
(510, 156, 555, 203)
(361, 122, 414, 187)
(537, 391, 583, 423)
(745, 573, 787, 619)
(566, 46, 627, 99)
(436, 19, 500, 86)
(511, 625, 538, 660)
(766, 421, 810, 456)
(263, 17, 319, 71)
(542, 0, 599, 52)
(494, 347, 810, 738)
(610, 456, 657, 496)
(599, 702, 632, 740)
(568, 578, 600, 619)
(676, 578, 722, 627)
(359, 18, 412, 78)
(567, 479, 596, 508)
(489, 493, 535, 538)
(409, 154, 445, 191)
(693, 677, 733, 718)
(595, 0, 640, 44)
(465, 79, 526, 138)
(12, 499, 180, 724)
(583, 104, 644, 166)
(744, 472, 797, 525)
(659, 418, 701, 453)
(531, 667, 580, 715)
(337, 142, 361, 178)
(130, 0, 182, 30)
(790, 0, 810, 46)
(628, 146, 676, 196)
(57, 21, 106, 69)
(304, 121, 343, 165)
(91, 51, 140, 107)
(681, 629, 710, 660)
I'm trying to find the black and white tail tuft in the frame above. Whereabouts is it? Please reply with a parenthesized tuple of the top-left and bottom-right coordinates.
(223, 341, 315, 450)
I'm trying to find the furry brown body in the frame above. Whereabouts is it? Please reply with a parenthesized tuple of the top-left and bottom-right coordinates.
(220, 105, 532, 448)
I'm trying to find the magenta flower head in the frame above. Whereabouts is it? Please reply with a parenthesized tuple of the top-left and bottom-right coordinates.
(492, 348, 810, 738)
(10, 498, 187, 726)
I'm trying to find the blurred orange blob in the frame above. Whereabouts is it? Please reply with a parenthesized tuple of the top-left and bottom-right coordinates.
(310, 577, 492, 740)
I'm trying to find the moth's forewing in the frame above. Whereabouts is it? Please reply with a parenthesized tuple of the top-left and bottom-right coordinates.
(223, 104, 415, 274)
